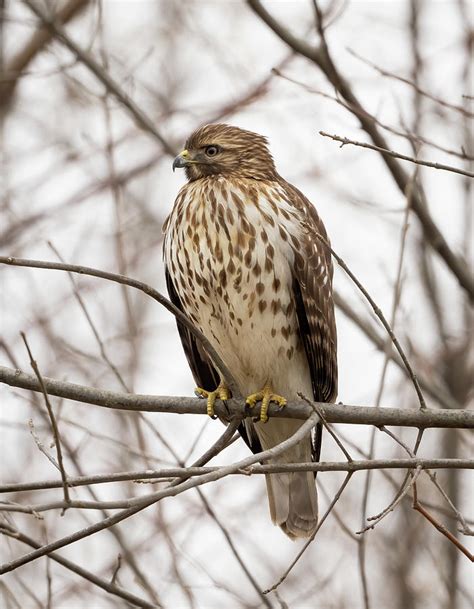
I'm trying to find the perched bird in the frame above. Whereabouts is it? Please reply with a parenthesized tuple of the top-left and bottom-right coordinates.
(163, 124, 337, 538)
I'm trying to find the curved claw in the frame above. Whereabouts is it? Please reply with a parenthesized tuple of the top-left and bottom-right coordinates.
(195, 384, 230, 419)
(246, 385, 287, 423)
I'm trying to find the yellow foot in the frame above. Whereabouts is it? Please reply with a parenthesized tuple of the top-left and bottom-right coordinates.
(195, 383, 230, 419)
(246, 384, 287, 423)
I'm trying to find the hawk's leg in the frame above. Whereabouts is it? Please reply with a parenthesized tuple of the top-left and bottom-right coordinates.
(246, 384, 287, 423)
(195, 383, 230, 419)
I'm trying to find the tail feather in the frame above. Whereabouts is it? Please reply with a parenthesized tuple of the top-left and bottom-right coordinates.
(266, 470, 318, 538)
(255, 418, 318, 538)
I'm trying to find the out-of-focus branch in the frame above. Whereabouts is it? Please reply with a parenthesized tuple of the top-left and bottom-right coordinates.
(0, 414, 318, 574)
(1, 365, 473, 428)
(206, 51, 295, 123)
(0, 524, 158, 609)
(20, 333, 71, 508)
(22, 0, 176, 155)
(334, 292, 460, 411)
(412, 484, 474, 562)
(273, 68, 473, 161)
(347, 48, 474, 118)
(0, 0, 90, 110)
(247, 0, 474, 302)
(319, 131, 474, 178)
(264, 472, 353, 594)
(316, 233, 427, 410)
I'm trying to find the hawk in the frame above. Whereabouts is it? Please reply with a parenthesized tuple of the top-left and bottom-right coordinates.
(163, 124, 337, 538)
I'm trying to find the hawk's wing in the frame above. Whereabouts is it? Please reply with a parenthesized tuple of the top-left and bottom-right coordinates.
(283, 182, 338, 462)
(165, 267, 219, 392)
(165, 267, 262, 453)
(284, 182, 338, 404)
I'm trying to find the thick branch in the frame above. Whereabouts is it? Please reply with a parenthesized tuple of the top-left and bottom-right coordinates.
(1, 365, 473, 429)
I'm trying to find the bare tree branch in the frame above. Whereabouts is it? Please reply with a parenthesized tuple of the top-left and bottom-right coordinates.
(2, 365, 473, 428)
(0, 0, 91, 110)
(319, 131, 474, 178)
(412, 484, 474, 562)
(347, 48, 474, 118)
(247, 0, 474, 301)
(0, 458, 471, 495)
(0, 255, 239, 395)
(20, 333, 71, 509)
(22, 0, 176, 155)
(0, 523, 159, 609)
(0, 415, 318, 574)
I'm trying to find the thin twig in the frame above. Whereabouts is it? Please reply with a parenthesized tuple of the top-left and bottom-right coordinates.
(110, 554, 122, 586)
(20, 333, 70, 509)
(314, 235, 427, 410)
(263, 472, 353, 594)
(22, 0, 175, 155)
(357, 466, 423, 534)
(0, 524, 158, 609)
(347, 48, 474, 118)
(319, 131, 474, 178)
(299, 392, 353, 462)
(0, 255, 239, 395)
(45, 557, 52, 609)
(412, 484, 474, 562)
(27, 419, 60, 473)
(425, 471, 474, 537)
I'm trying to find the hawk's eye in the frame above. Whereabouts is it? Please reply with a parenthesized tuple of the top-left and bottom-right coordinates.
(205, 145, 220, 157)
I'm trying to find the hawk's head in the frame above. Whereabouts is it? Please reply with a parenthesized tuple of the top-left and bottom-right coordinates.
(173, 124, 277, 181)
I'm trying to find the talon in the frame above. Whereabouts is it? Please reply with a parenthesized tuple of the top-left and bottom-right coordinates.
(246, 384, 287, 423)
(195, 383, 230, 419)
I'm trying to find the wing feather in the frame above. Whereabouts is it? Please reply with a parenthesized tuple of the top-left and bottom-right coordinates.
(279, 181, 338, 465)
(282, 181, 338, 404)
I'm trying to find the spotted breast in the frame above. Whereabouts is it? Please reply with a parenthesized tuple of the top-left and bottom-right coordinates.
(163, 174, 313, 399)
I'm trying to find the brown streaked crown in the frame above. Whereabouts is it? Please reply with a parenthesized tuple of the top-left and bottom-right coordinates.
(182, 123, 278, 181)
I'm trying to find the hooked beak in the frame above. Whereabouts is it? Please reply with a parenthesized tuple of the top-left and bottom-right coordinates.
(172, 149, 191, 172)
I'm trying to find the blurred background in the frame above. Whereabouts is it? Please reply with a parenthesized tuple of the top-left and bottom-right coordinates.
(0, 1, 473, 607)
